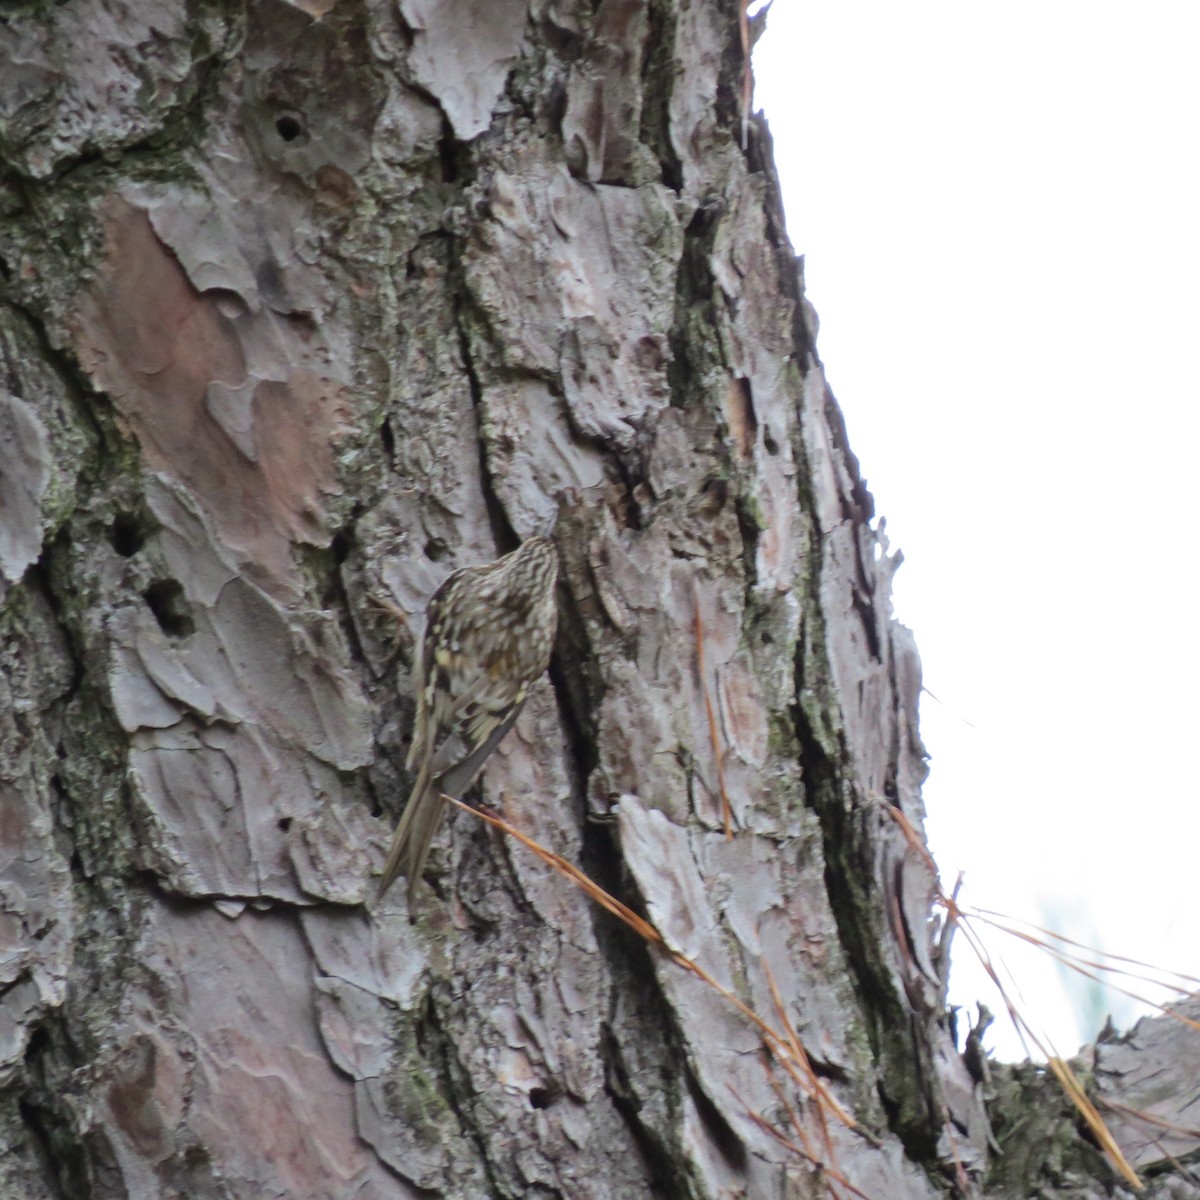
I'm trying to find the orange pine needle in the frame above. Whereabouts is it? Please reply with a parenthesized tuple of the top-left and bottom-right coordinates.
(450, 797, 856, 1133)
(762, 958, 856, 1133)
(879, 802, 1145, 1189)
(734, 1092, 876, 1200)
(1097, 1097, 1200, 1142)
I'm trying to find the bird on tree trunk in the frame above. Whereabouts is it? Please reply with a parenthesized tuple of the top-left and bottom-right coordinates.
(377, 533, 560, 901)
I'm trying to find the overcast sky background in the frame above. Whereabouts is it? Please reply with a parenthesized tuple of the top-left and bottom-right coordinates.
(754, 2, 1200, 1060)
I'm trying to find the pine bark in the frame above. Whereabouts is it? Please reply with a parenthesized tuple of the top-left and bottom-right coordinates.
(0, 2, 1195, 1198)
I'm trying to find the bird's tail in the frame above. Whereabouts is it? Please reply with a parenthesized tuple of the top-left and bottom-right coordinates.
(377, 774, 446, 902)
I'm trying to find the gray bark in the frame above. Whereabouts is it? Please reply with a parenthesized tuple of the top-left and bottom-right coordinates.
(0, 2, 1194, 1198)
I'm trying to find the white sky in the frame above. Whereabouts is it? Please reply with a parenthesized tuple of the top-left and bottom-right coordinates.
(754, 1, 1200, 1060)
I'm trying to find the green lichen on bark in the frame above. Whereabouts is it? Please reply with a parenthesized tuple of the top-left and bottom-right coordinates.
(982, 1059, 1116, 1197)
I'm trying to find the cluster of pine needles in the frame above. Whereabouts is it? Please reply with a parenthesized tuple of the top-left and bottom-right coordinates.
(887, 802, 1200, 1191)
(443, 591, 1196, 1195)
(455, 792, 1198, 1196)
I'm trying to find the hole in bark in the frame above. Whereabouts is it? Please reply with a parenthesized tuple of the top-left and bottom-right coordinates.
(21, 1023, 48, 1059)
(764, 428, 780, 456)
(437, 125, 459, 182)
(380, 418, 395, 461)
(275, 113, 304, 142)
(883, 770, 899, 804)
(528, 1086, 553, 1109)
(277, 817, 292, 832)
(424, 538, 449, 563)
(109, 513, 145, 557)
(143, 580, 194, 639)
(698, 477, 729, 516)
(331, 529, 352, 564)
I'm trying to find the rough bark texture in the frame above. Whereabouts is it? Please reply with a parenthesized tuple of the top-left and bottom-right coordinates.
(0, 2, 1195, 1199)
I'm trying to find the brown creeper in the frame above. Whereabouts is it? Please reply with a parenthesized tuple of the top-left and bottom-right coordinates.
(377, 534, 560, 900)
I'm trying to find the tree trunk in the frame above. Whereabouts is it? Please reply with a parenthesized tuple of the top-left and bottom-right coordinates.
(0, 2, 1194, 1198)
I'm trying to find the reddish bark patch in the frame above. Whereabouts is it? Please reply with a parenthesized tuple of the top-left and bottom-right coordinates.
(106, 1035, 173, 1160)
(725, 373, 757, 461)
(73, 197, 345, 594)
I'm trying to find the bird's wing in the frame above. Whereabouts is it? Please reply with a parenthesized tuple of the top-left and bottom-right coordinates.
(404, 633, 432, 773)
(378, 697, 525, 901)
(405, 567, 466, 771)
(433, 698, 526, 799)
